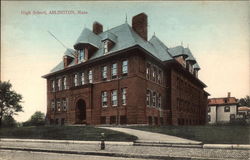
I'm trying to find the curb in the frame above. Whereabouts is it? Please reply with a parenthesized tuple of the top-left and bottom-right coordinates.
(0, 138, 133, 146)
(0, 146, 231, 160)
(203, 144, 250, 150)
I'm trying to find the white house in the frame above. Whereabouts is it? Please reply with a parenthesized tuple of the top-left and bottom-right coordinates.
(207, 92, 238, 124)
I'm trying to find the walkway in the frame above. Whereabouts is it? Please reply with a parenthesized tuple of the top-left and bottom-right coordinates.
(99, 127, 201, 144)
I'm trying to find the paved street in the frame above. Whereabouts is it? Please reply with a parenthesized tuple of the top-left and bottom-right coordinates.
(99, 127, 201, 144)
(0, 140, 249, 159)
(0, 150, 150, 160)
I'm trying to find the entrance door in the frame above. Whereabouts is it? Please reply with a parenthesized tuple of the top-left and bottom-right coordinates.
(76, 99, 86, 124)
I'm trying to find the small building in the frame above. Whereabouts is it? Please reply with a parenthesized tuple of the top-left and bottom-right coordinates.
(237, 106, 250, 121)
(207, 92, 238, 124)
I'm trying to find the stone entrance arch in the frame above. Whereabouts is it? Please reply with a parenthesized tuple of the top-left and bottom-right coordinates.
(75, 99, 86, 124)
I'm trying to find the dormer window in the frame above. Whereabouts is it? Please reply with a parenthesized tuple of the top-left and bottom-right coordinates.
(78, 50, 85, 63)
(104, 40, 109, 54)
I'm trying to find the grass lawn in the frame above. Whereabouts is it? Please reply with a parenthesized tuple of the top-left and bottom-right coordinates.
(128, 125, 250, 144)
(0, 126, 137, 142)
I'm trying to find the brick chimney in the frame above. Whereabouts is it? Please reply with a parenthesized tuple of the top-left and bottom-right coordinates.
(228, 92, 231, 98)
(93, 21, 103, 34)
(132, 13, 148, 41)
(63, 56, 73, 68)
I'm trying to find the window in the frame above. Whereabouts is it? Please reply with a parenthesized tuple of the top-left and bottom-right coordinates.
(51, 100, 55, 111)
(224, 106, 230, 112)
(78, 50, 85, 62)
(74, 74, 78, 86)
(81, 73, 85, 85)
(101, 66, 107, 80)
(58, 78, 62, 91)
(152, 92, 156, 107)
(230, 114, 235, 120)
(101, 91, 107, 107)
(111, 90, 118, 106)
(208, 107, 211, 113)
(57, 99, 61, 112)
(146, 90, 151, 107)
(207, 115, 211, 122)
(146, 64, 150, 79)
(104, 41, 108, 54)
(63, 77, 67, 90)
(111, 63, 117, 78)
(122, 88, 127, 105)
(88, 70, 93, 83)
(152, 67, 156, 81)
(52, 80, 55, 92)
(158, 94, 161, 108)
(158, 70, 162, 84)
(122, 60, 128, 75)
(62, 98, 67, 111)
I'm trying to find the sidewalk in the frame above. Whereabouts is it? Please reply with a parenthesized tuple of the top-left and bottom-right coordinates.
(0, 138, 249, 160)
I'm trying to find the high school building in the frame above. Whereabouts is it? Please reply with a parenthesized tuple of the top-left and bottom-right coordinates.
(43, 13, 209, 126)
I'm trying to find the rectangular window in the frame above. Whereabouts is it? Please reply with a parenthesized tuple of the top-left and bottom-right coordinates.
(88, 70, 93, 83)
(111, 90, 118, 106)
(208, 115, 211, 122)
(51, 100, 55, 111)
(224, 106, 230, 112)
(101, 91, 107, 107)
(101, 66, 107, 80)
(78, 50, 85, 62)
(104, 41, 108, 54)
(152, 92, 156, 107)
(111, 63, 117, 78)
(122, 60, 128, 75)
(208, 107, 211, 112)
(58, 78, 62, 91)
(52, 80, 55, 92)
(152, 67, 156, 81)
(81, 73, 85, 85)
(74, 74, 78, 86)
(158, 70, 162, 84)
(63, 77, 67, 90)
(146, 64, 150, 79)
(122, 88, 127, 105)
(146, 90, 150, 107)
(57, 99, 61, 112)
(158, 94, 161, 108)
(62, 98, 67, 111)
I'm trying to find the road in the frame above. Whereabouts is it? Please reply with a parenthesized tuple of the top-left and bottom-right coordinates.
(0, 150, 155, 160)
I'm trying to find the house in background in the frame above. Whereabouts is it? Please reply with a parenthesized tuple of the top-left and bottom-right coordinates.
(43, 13, 208, 126)
(207, 92, 238, 124)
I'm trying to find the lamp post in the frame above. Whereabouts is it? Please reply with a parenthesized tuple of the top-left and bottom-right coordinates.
(100, 132, 105, 150)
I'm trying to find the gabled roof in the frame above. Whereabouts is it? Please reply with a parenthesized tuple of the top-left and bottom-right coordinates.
(168, 46, 188, 58)
(194, 63, 200, 70)
(101, 31, 117, 43)
(208, 97, 238, 106)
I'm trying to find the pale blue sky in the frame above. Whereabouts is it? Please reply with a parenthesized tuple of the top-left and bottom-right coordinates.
(1, 1, 249, 122)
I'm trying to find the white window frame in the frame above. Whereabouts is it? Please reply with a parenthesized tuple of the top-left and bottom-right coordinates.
(146, 65, 150, 79)
(88, 70, 93, 83)
(146, 90, 150, 107)
(104, 41, 108, 54)
(122, 88, 127, 105)
(63, 77, 67, 90)
(52, 80, 55, 92)
(152, 92, 156, 107)
(101, 91, 108, 107)
(111, 90, 118, 106)
(122, 60, 128, 74)
(78, 50, 85, 63)
(58, 78, 62, 91)
(102, 66, 107, 80)
(111, 63, 117, 78)
(81, 73, 85, 85)
(74, 74, 78, 86)
(62, 98, 67, 111)
(57, 100, 61, 112)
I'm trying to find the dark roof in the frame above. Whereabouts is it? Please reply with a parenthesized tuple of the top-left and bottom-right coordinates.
(168, 46, 188, 58)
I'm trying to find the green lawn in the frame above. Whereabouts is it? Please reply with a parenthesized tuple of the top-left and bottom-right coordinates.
(0, 126, 137, 142)
(128, 125, 250, 144)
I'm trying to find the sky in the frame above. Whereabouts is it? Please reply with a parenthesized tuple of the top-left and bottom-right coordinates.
(1, 1, 249, 122)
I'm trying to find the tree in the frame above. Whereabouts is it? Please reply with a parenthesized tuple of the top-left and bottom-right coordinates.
(238, 95, 250, 107)
(2, 115, 17, 127)
(23, 111, 45, 126)
(0, 81, 23, 127)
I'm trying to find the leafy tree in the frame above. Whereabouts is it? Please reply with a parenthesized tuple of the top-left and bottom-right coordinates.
(23, 111, 45, 126)
(2, 115, 17, 127)
(0, 81, 23, 127)
(238, 95, 250, 107)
